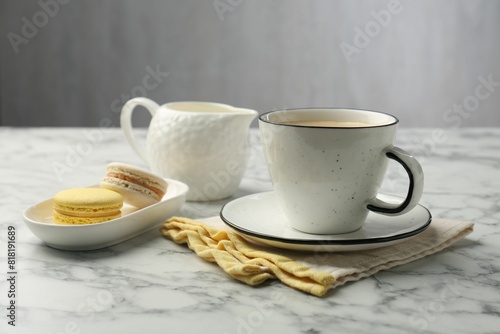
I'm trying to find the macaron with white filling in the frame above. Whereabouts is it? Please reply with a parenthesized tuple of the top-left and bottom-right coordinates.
(100, 162, 168, 209)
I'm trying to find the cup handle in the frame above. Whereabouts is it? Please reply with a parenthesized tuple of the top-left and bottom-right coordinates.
(367, 146, 424, 215)
(120, 97, 160, 164)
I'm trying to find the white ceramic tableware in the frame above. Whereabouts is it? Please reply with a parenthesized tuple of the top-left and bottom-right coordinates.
(259, 108, 424, 234)
(121, 98, 257, 201)
(220, 191, 431, 252)
(23, 179, 188, 251)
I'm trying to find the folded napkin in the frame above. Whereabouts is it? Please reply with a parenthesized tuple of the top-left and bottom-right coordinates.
(160, 216, 473, 297)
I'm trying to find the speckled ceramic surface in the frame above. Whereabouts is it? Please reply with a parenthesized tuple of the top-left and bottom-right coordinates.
(259, 108, 423, 234)
(220, 191, 431, 252)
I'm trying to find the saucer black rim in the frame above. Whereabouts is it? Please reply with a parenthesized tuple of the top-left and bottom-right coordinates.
(219, 193, 432, 246)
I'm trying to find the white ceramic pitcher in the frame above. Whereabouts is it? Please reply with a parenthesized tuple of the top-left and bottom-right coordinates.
(121, 98, 257, 201)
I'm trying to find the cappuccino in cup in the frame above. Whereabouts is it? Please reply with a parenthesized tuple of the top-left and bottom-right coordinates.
(281, 120, 373, 128)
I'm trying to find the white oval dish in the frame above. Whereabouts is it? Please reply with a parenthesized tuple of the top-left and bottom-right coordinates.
(23, 179, 188, 251)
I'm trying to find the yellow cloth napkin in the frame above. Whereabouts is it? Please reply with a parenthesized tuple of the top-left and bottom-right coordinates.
(160, 216, 474, 297)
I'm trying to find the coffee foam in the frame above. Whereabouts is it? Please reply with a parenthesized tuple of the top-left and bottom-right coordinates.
(281, 120, 373, 128)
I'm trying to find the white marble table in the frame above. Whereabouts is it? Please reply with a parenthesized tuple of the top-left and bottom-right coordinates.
(1, 127, 499, 334)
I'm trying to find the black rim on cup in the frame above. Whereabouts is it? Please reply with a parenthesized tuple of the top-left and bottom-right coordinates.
(258, 107, 399, 129)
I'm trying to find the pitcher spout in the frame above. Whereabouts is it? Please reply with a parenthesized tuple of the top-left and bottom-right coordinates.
(231, 107, 258, 127)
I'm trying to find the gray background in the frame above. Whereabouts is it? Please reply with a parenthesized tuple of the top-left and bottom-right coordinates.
(1, 0, 499, 128)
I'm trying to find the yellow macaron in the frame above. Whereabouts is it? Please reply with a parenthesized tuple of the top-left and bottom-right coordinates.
(53, 188, 123, 225)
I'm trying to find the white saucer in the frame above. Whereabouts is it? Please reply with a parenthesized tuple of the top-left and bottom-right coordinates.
(23, 179, 188, 251)
(220, 191, 432, 252)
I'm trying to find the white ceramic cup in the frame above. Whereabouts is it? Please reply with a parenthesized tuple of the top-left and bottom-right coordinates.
(259, 108, 424, 234)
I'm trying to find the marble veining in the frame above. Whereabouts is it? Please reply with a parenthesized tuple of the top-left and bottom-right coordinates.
(0, 127, 499, 334)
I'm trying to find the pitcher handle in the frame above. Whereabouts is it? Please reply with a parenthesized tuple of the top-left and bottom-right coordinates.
(120, 97, 160, 164)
